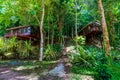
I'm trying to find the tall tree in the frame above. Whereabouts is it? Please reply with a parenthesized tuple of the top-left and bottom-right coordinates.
(98, 0, 111, 53)
(75, 0, 78, 37)
(75, 0, 78, 49)
(39, 0, 45, 61)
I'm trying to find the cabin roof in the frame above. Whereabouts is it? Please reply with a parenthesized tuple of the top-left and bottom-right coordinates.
(79, 20, 101, 32)
(7, 26, 30, 30)
(78, 20, 102, 36)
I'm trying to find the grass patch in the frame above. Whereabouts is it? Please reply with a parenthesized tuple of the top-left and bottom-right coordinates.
(70, 66, 95, 75)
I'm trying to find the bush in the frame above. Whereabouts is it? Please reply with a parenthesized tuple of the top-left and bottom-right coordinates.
(0, 37, 63, 60)
(95, 64, 112, 80)
(94, 54, 112, 80)
(69, 45, 115, 80)
(73, 36, 85, 45)
(110, 50, 120, 61)
(0, 37, 39, 60)
(0, 37, 18, 59)
(0, 37, 7, 59)
(18, 41, 31, 59)
(94, 51, 120, 80)
(43, 44, 62, 60)
(69, 45, 103, 67)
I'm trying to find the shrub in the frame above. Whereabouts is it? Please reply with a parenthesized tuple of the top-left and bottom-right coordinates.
(110, 50, 120, 61)
(94, 53, 112, 80)
(95, 63, 112, 80)
(69, 45, 100, 67)
(43, 44, 62, 60)
(0, 37, 18, 59)
(0, 37, 39, 60)
(73, 36, 85, 45)
(18, 41, 31, 59)
(0, 37, 7, 59)
(69, 45, 114, 80)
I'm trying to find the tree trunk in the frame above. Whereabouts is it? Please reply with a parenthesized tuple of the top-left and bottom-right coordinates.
(51, 28, 54, 46)
(47, 21, 50, 44)
(39, 0, 45, 61)
(75, 0, 78, 37)
(98, 0, 111, 53)
(72, 27, 73, 38)
(75, 0, 78, 50)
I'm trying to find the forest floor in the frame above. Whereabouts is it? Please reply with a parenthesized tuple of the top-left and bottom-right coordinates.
(0, 59, 94, 80)
(0, 46, 95, 80)
(0, 60, 61, 80)
(0, 66, 39, 80)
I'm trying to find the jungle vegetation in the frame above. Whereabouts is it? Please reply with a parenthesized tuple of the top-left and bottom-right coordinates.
(0, 0, 120, 80)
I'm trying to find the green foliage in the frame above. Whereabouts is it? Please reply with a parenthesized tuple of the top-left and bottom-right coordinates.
(44, 45, 55, 60)
(94, 53, 120, 80)
(74, 36, 85, 45)
(69, 45, 101, 67)
(110, 50, 120, 61)
(0, 37, 7, 58)
(19, 41, 32, 58)
(0, 37, 39, 59)
(70, 65, 94, 75)
(94, 53, 112, 80)
(95, 64, 112, 80)
(0, 37, 63, 60)
(70, 74, 82, 80)
(69, 45, 120, 80)
(7, 37, 18, 52)
(0, 0, 120, 79)
(43, 44, 62, 60)
(0, 37, 18, 59)
(111, 62, 120, 80)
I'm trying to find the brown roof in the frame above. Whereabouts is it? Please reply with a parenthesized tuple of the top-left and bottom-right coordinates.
(78, 20, 102, 36)
(79, 20, 101, 32)
(7, 26, 29, 30)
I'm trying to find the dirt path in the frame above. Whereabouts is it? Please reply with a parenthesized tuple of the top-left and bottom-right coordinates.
(0, 67, 38, 80)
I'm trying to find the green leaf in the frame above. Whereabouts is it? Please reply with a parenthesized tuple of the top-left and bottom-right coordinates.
(29, 10, 36, 15)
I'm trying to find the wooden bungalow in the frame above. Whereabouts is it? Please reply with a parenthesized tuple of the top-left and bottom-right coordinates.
(78, 21, 103, 48)
(5, 26, 40, 42)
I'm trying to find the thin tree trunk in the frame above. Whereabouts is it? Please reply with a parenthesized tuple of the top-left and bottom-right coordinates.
(118, 27, 119, 36)
(72, 27, 73, 38)
(75, 0, 78, 50)
(47, 19, 50, 44)
(51, 27, 54, 46)
(75, 0, 78, 37)
(98, 0, 111, 53)
(39, 0, 45, 61)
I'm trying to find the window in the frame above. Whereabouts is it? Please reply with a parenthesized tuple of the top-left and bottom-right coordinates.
(27, 27, 31, 33)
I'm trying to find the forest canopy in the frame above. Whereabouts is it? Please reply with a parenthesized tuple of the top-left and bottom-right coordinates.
(0, 0, 119, 43)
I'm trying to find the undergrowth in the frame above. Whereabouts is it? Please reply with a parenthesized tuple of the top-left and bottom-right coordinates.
(69, 45, 120, 80)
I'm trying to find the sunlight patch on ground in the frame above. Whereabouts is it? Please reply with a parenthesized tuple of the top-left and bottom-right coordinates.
(14, 65, 39, 71)
(1, 70, 10, 74)
(15, 73, 39, 80)
(66, 46, 76, 53)
(80, 75, 94, 80)
(68, 73, 94, 80)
